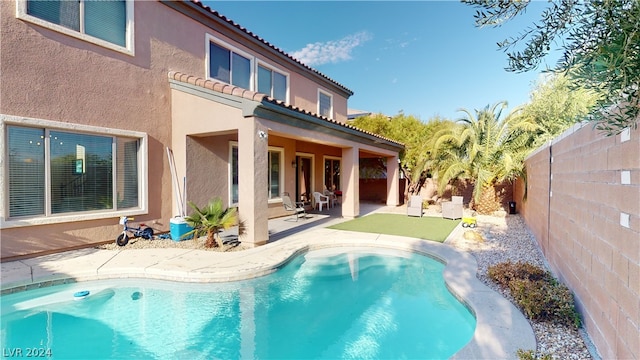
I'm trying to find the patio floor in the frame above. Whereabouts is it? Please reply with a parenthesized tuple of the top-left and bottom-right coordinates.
(264, 201, 397, 243)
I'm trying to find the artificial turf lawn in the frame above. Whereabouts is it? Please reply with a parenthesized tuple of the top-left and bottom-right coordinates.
(328, 213, 460, 242)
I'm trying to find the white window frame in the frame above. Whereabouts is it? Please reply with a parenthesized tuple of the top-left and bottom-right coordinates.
(229, 142, 285, 205)
(206, 34, 254, 90)
(267, 146, 284, 204)
(318, 89, 333, 119)
(256, 60, 289, 103)
(1, 114, 148, 229)
(15, 0, 135, 56)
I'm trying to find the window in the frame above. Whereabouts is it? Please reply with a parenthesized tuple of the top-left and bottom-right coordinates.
(268, 148, 283, 200)
(324, 157, 341, 191)
(318, 90, 333, 118)
(206, 35, 290, 99)
(229, 143, 283, 204)
(257, 64, 288, 102)
(6, 123, 144, 220)
(229, 143, 239, 205)
(209, 40, 251, 89)
(18, 0, 132, 52)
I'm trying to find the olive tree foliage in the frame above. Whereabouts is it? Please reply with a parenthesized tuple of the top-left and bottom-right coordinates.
(349, 113, 455, 197)
(520, 72, 600, 147)
(462, 0, 640, 135)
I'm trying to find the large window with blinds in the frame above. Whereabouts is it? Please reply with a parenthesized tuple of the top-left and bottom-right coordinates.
(7, 125, 142, 218)
(18, 0, 132, 52)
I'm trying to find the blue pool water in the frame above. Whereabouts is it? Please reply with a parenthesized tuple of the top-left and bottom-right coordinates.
(1, 248, 475, 359)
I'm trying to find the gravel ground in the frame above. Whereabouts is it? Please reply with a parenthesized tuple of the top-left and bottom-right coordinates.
(446, 212, 595, 360)
(98, 210, 596, 359)
(98, 234, 249, 252)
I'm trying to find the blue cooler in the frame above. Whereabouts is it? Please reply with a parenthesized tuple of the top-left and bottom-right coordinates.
(170, 217, 193, 241)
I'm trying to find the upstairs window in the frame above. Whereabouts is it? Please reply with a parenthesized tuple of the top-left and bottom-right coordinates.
(257, 64, 288, 102)
(206, 35, 291, 101)
(20, 0, 131, 51)
(209, 41, 251, 89)
(318, 90, 333, 118)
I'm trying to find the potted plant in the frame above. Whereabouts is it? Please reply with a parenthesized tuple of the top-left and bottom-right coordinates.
(184, 197, 238, 248)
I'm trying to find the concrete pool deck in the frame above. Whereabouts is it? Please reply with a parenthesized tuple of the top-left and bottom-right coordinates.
(1, 208, 536, 359)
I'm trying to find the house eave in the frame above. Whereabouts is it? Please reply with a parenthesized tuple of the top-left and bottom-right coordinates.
(248, 101, 404, 152)
(169, 76, 403, 153)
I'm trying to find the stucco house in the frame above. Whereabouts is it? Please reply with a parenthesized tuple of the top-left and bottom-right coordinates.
(0, 0, 403, 259)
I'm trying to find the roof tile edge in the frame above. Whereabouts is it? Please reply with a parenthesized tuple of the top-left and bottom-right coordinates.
(188, 0, 353, 96)
(168, 71, 403, 147)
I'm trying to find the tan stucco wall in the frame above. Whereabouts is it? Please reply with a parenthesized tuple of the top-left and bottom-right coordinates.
(186, 134, 236, 210)
(0, 1, 189, 257)
(1, 0, 355, 258)
(520, 124, 639, 359)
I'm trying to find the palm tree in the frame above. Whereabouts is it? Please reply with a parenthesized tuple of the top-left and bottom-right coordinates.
(432, 102, 538, 214)
(184, 197, 238, 248)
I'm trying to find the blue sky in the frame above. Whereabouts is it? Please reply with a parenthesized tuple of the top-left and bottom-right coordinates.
(207, 1, 561, 121)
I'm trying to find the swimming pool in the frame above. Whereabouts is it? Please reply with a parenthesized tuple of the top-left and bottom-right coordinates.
(1, 247, 475, 359)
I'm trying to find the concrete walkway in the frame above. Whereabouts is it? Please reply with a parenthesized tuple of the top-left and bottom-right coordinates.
(1, 203, 536, 359)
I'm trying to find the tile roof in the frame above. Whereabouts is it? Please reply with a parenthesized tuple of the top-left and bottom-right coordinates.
(168, 71, 403, 147)
(188, 0, 353, 96)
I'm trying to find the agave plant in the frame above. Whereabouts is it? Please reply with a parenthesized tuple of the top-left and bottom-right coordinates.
(184, 197, 237, 248)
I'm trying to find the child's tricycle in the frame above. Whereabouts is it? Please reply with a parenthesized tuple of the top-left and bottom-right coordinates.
(116, 216, 154, 246)
(461, 217, 477, 228)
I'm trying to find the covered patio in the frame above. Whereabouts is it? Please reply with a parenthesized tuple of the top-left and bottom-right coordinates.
(168, 72, 404, 247)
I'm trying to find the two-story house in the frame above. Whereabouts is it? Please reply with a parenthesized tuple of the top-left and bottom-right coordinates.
(0, 0, 403, 259)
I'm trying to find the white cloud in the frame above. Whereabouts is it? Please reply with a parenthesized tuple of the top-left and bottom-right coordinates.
(291, 31, 371, 67)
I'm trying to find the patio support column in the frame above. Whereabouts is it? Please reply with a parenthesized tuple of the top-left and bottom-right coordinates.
(341, 146, 360, 218)
(386, 155, 400, 206)
(238, 121, 269, 246)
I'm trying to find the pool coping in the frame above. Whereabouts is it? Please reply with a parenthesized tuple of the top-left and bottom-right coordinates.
(1, 227, 536, 359)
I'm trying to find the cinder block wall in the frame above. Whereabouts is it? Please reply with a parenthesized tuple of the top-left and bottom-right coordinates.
(518, 123, 639, 359)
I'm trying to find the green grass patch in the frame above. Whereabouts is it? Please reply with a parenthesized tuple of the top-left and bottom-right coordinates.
(328, 213, 460, 242)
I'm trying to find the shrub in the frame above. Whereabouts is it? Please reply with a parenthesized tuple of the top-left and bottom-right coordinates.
(516, 349, 552, 360)
(488, 261, 549, 288)
(488, 261, 581, 327)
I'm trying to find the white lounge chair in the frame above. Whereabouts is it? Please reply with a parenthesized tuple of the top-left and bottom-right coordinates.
(442, 196, 463, 220)
(282, 194, 306, 221)
(407, 195, 423, 217)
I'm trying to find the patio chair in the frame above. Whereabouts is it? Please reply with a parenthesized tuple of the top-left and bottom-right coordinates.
(282, 194, 306, 221)
(442, 196, 463, 220)
(313, 191, 330, 211)
(407, 195, 423, 217)
(323, 189, 338, 208)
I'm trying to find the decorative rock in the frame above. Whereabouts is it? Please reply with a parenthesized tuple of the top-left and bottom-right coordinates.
(463, 230, 484, 242)
(448, 214, 594, 359)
